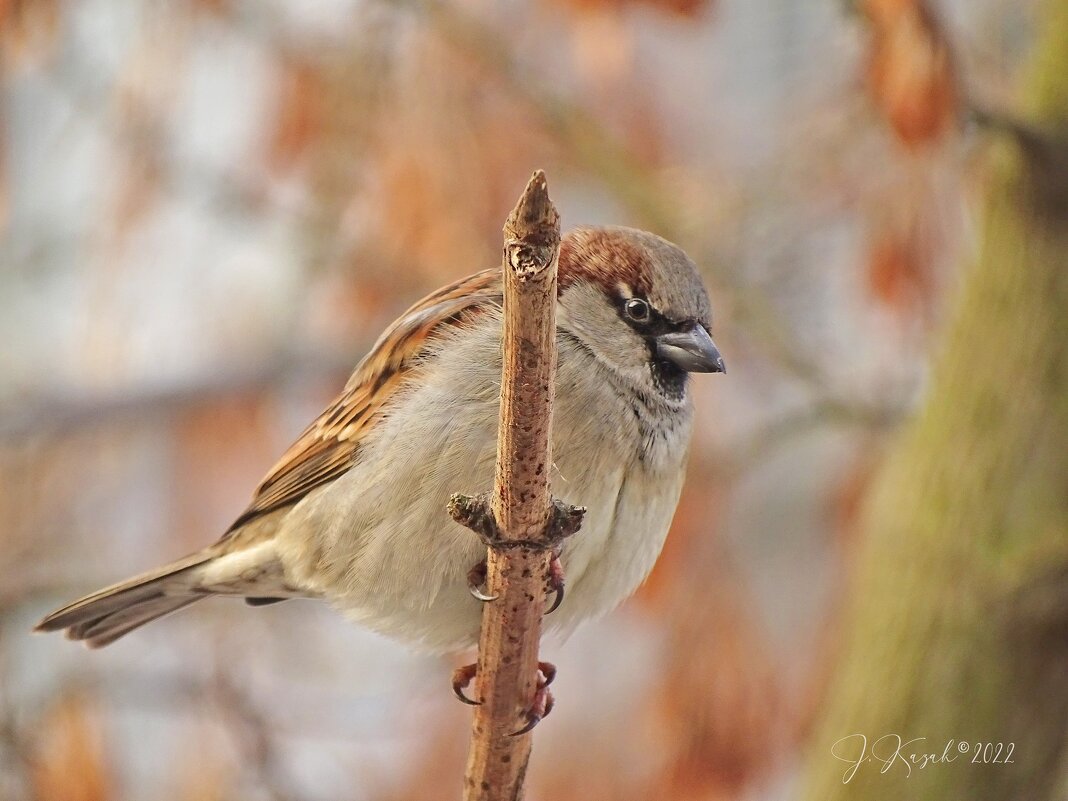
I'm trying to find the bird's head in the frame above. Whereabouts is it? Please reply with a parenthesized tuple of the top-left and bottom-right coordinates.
(557, 226, 724, 402)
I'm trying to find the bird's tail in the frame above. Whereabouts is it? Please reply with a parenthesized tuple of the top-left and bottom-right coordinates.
(35, 553, 213, 648)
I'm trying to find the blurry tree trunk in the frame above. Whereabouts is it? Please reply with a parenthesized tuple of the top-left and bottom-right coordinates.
(802, 2, 1068, 800)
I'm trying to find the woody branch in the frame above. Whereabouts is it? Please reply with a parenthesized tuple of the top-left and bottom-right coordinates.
(447, 170, 584, 801)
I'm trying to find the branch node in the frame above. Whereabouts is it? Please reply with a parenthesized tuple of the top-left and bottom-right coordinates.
(547, 499, 586, 543)
(448, 492, 497, 543)
(450, 493, 584, 552)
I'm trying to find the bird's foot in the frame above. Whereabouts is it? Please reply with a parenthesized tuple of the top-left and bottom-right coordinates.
(466, 550, 564, 612)
(452, 662, 480, 705)
(467, 560, 497, 602)
(450, 661, 558, 734)
(545, 549, 565, 614)
(510, 661, 557, 736)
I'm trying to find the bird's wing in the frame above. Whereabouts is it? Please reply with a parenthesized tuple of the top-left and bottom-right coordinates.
(223, 269, 503, 535)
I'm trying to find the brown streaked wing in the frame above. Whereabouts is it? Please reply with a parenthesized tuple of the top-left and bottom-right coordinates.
(223, 269, 503, 535)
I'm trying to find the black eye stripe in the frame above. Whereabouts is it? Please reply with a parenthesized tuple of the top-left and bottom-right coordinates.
(613, 292, 698, 339)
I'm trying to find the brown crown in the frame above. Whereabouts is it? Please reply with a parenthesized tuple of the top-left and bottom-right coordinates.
(558, 228, 653, 298)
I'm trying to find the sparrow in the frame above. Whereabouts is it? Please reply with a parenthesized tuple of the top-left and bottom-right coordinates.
(36, 226, 724, 652)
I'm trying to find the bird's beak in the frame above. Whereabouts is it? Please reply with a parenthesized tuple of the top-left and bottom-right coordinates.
(655, 324, 726, 374)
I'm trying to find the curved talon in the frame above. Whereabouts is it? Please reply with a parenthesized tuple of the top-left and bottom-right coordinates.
(545, 584, 564, 614)
(509, 691, 554, 736)
(509, 717, 538, 737)
(537, 661, 557, 688)
(454, 686, 481, 706)
(467, 560, 498, 602)
(469, 584, 498, 602)
(508, 662, 557, 735)
(452, 664, 481, 706)
(545, 551, 565, 614)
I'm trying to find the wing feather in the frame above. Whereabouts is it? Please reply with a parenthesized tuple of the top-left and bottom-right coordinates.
(224, 269, 502, 534)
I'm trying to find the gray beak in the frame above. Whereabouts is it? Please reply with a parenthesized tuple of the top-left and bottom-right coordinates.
(655, 324, 726, 373)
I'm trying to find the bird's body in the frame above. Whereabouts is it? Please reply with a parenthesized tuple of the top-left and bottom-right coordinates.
(36, 227, 722, 650)
(272, 307, 690, 650)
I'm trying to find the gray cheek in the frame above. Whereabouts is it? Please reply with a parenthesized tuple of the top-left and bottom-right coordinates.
(558, 286, 655, 380)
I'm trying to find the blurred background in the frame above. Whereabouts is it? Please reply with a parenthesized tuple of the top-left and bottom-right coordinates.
(2, 1, 1065, 800)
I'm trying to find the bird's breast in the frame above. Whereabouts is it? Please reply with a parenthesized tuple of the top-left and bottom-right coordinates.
(274, 320, 693, 650)
(541, 338, 692, 634)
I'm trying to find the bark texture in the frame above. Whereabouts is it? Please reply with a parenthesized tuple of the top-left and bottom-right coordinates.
(803, 3, 1068, 799)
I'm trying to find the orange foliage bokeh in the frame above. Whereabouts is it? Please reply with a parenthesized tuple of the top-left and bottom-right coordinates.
(863, 0, 958, 149)
(31, 695, 112, 801)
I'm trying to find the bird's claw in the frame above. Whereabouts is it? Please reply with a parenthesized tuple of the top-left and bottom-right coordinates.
(452, 663, 480, 705)
(465, 540, 567, 613)
(508, 662, 557, 736)
(536, 660, 557, 687)
(467, 560, 498, 602)
(545, 551, 565, 614)
(452, 661, 558, 733)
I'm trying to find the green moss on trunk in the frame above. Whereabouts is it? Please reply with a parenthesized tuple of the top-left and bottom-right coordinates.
(802, 2, 1068, 799)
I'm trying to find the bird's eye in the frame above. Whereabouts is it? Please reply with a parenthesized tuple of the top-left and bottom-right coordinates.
(624, 298, 651, 322)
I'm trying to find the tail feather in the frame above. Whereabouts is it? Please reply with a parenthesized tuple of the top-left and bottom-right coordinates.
(35, 553, 211, 648)
(77, 597, 202, 649)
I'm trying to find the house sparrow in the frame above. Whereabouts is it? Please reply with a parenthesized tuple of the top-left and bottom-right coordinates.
(36, 226, 724, 652)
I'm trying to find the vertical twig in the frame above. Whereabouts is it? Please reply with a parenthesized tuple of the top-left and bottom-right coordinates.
(448, 171, 581, 800)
